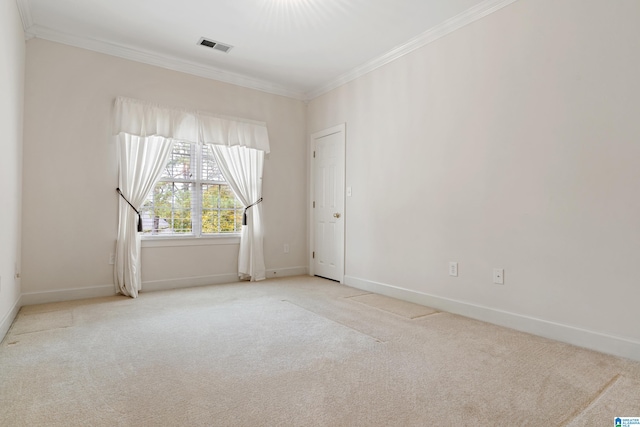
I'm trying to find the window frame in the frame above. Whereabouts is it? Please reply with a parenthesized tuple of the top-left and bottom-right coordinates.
(141, 141, 243, 240)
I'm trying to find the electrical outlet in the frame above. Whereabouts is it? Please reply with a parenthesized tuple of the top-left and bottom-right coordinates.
(109, 254, 116, 265)
(493, 268, 504, 285)
(449, 262, 458, 277)
(284, 244, 289, 254)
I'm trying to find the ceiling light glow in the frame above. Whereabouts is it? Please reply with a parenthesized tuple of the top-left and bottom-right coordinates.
(259, 0, 354, 32)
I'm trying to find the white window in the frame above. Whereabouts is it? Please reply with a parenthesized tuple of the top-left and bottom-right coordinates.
(141, 141, 243, 236)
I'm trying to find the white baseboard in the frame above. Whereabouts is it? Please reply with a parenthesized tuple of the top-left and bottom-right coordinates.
(141, 273, 241, 292)
(142, 266, 309, 292)
(21, 285, 116, 306)
(0, 295, 22, 343)
(344, 275, 640, 362)
(17, 266, 309, 306)
(265, 266, 308, 279)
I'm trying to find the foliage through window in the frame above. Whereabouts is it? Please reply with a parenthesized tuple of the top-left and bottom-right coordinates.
(142, 142, 243, 235)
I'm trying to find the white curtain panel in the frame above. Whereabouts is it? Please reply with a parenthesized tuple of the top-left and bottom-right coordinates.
(210, 145, 266, 281)
(115, 134, 175, 297)
(112, 97, 271, 293)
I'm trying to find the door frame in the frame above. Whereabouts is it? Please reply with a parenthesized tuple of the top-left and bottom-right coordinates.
(308, 123, 346, 283)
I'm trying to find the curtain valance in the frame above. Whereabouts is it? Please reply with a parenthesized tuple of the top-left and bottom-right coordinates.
(112, 97, 270, 153)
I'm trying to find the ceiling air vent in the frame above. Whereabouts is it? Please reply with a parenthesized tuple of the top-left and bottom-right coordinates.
(198, 37, 233, 53)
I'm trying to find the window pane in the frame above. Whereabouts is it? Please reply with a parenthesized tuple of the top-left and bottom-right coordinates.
(219, 184, 238, 209)
(201, 210, 218, 234)
(162, 141, 192, 180)
(172, 182, 193, 234)
(142, 143, 244, 237)
(201, 184, 219, 233)
(220, 210, 237, 232)
(202, 183, 220, 209)
(142, 182, 193, 235)
(235, 209, 243, 231)
(201, 145, 225, 182)
(201, 183, 243, 234)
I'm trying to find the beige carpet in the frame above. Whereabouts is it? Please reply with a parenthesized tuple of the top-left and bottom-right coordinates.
(1, 276, 639, 426)
(345, 293, 438, 319)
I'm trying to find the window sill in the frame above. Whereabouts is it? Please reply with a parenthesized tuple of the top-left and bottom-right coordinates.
(141, 234, 241, 248)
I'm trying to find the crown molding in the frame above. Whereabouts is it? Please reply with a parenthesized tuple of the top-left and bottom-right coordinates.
(304, 0, 520, 100)
(15, 0, 34, 34)
(20, 0, 520, 102)
(26, 24, 307, 100)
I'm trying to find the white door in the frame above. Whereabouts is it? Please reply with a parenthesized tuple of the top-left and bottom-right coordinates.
(311, 124, 345, 282)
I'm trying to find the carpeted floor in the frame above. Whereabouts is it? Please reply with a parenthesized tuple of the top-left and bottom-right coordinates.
(1, 275, 639, 426)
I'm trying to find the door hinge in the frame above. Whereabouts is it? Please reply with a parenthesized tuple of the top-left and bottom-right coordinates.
(312, 251, 315, 259)
(313, 151, 316, 158)
(313, 201, 315, 208)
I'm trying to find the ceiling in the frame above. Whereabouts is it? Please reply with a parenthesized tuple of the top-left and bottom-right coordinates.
(16, 0, 516, 100)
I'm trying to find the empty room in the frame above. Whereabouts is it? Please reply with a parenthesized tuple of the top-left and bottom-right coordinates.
(2, 0, 640, 425)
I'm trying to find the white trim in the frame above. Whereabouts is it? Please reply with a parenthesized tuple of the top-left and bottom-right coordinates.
(15, 0, 33, 32)
(142, 267, 308, 292)
(309, 123, 346, 283)
(344, 275, 640, 362)
(305, 0, 521, 100)
(17, 268, 308, 307)
(21, 284, 116, 306)
(141, 235, 241, 248)
(0, 295, 22, 343)
(265, 266, 308, 279)
(25, 25, 306, 100)
(141, 273, 240, 292)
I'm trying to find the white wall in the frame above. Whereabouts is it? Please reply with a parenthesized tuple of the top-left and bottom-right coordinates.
(22, 39, 307, 301)
(0, 0, 25, 338)
(308, 0, 640, 354)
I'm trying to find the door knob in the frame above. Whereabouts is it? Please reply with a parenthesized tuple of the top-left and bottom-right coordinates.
(333, 213, 341, 218)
